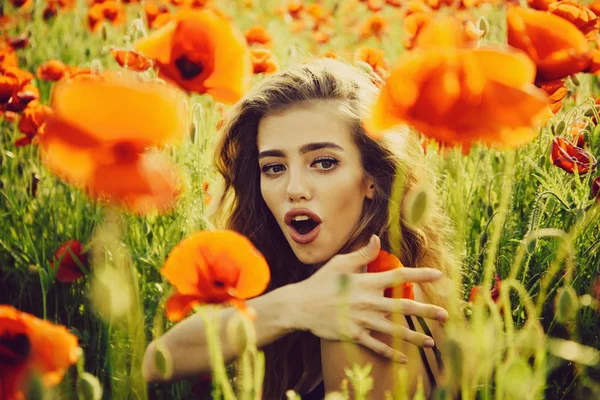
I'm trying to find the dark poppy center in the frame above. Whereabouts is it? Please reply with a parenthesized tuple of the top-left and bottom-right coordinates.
(213, 280, 225, 288)
(0, 333, 30, 365)
(175, 56, 204, 80)
(112, 141, 141, 163)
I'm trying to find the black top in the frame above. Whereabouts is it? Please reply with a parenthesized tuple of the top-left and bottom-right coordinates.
(300, 315, 443, 399)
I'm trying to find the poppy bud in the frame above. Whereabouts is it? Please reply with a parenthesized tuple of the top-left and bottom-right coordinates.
(403, 186, 431, 229)
(226, 311, 256, 353)
(570, 74, 580, 86)
(477, 17, 490, 36)
(50, 239, 88, 283)
(498, 357, 533, 399)
(78, 372, 103, 400)
(555, 286, 579, 323)
(554, 120, 566, 135)
(154, 342, 173, 380)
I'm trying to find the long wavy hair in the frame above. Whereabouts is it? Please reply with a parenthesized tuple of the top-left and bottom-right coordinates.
(210, 58, 460, 399)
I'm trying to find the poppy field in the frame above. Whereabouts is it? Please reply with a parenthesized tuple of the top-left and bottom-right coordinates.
(1, 0, 600, 399)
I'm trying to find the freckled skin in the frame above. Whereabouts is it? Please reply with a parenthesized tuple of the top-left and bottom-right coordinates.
(257, 101, 374, 265)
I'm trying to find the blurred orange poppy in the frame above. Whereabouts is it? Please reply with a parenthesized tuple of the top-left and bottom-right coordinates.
(403, 12, 432, 49)
(550, 136, 597, 174)
(548, 0, 599, 39)
(360, 14, 387, 40)
(250, 48, 279, 74)
(537, 79, 567, 114)
(111, 49, 153, 72)
(507, 6, 591, 83)
(145, 2, 170, 28)
(38, 72, 189, 214)
(5, 83, 40, 113)
(245, 26, 272, 47)
(354, 47, 389, 80)
(367, 250, 414, 300)
(15, 104, 53, 147)
(0, 305, 79, 400)
(469, 274, 501, 303)
(527, 0, 552, 10)
(37, 60, 68, 81)
(367, 0, 383, 12)
(160, 230, 271, 321)
(364, 17, 550, 149)
(134, 9, 252, 104)
(87, 0, 126, 32)
(50, 239, 88, 283)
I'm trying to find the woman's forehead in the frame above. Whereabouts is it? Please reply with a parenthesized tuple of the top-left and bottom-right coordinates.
(257, 101, 355, 152)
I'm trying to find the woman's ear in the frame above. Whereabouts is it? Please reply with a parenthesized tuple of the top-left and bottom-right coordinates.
(366, 177, 375, 199)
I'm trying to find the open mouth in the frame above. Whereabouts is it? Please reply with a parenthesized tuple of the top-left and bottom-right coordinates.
(290, 216, 320, 235)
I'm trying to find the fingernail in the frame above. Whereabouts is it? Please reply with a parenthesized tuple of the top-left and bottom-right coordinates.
(368, 235, 377, 249)
(432, 270, 443, 278)
(424, 338, 435, 348)
(436, 310, 449, 321)
(400, 357, 408, 364)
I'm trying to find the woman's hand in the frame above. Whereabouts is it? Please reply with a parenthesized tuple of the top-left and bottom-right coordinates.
(286, 235, 448, 363)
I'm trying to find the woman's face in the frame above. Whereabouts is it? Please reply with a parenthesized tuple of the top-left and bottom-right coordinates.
(257, 101, 374, 265)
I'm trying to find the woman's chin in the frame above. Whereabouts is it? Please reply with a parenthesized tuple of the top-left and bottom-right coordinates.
(289, 244, 331, 266)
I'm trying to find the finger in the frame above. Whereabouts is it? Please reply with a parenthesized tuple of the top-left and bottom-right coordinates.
(331, 234, 380, 273)
(370, 297, 449, 322)
(363, 267, 443, 289)
(356, 330, 408, 363)
(360, 316, 435, 347)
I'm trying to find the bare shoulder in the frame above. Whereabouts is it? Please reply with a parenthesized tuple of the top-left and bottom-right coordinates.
(320, 282, 446, 398)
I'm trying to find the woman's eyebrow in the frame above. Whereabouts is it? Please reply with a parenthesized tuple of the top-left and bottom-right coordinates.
(258, 142, 344, 160)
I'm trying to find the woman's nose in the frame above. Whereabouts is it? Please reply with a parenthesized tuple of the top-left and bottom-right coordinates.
(286, 170, 311, 202)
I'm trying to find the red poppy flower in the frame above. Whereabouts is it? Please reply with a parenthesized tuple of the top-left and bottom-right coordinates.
(110, 49, 153, 72)
(537, 79, 567, 114)
(366, 250, 414, 300)
(37, 60, 68, 81)
(244, 26, 272, 47)
(15, 104, 53, 147)
(250, 48, 279, 74)
(134, 8, 252, 104)
(38, 72, 189, 215)
(364, 16, 550, 150)
(0, 305, 79, 400)
(50, 239, 88, 282)
(548, 0, 599, 40)
(468, 274, 501, 303)
(507, 6, 591, 83)
(550, 137, 597, 174)
(161, 230, 271, 322)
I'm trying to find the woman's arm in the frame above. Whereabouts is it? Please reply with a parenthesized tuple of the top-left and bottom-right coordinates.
(142, 284, 298, 383)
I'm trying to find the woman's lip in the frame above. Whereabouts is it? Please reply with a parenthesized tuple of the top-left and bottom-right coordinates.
(284, 208, 322, 225)
(288, 223, 321, 245)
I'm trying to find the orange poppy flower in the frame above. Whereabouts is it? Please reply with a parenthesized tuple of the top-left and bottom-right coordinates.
(469, 274, 501, 303)
(37, 60, 68, 81)
(9, 0, 33, 9)
(312, 29, 331, 44)
(592, 176, 600, 202)
(244, 26, 272, 47)
(1, 66, 34, 103)
(7, 34, 29, 50)
(403, 12, 433, 49)
(287, 0, 303, 19)
(50, 239, 89, 282)
(527, 0, 552, 10)
(550, 136, 597, 174)
(134, 9, 252, 104)
(354, 46, 389, 80)
(367, 250, 414, 300)
(591, 1, 600, 17)
(87, 0, 126, 32)
(0, 42, 18, 69)
(537, 79, 567, 114)
(15, 104, 53, 147)
(145, 2, 170, 28)
(250, 48, 279, 74)
(507, 6, 591, 83)
(360, 14, 387, 40)
(160, 230, 271, 321)
(111, 49, 153, 72)
(367, 0, 383, 12)
(364, 17, 549, 149)
(548, 0, 599, 40)
(385, 0, 402, 6)
(6, 84, 40, 113)
(0, 305, 79, 400)
(38, 72, 189, 214)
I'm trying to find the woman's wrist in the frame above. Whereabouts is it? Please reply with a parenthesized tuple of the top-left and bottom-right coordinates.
(266, 283, 304, 334)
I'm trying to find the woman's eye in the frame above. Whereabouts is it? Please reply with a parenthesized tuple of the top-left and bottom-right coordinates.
(262, 164, 286, 175)
(313, 158, 339, 170)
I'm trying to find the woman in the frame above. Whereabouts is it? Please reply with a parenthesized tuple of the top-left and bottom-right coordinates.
(142, 58, 459, 399)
